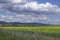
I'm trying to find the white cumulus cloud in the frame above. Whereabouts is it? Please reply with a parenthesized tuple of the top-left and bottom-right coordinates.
(0, 0, 60, 24)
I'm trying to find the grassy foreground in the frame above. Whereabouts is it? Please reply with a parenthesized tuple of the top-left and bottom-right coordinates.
(1, 27, 60, 35)
(0, 27, 60, 40)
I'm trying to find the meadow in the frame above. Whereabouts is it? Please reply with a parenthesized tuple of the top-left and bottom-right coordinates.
(0, 26, 60, 40)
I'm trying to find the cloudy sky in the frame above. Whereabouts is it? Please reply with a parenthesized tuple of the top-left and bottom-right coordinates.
(0, 0, 60, 25)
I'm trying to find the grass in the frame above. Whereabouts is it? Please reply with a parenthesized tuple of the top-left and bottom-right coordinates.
(1, 27, 60, 33)
(1, 27, 60, 37)
(0, 26, 60, 40)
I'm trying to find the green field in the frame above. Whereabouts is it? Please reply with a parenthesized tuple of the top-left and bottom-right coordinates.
(0, 27, 60, 40)
(1, 27, 60, 34)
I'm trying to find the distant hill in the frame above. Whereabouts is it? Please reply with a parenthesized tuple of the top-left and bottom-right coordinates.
(0, 21, 51, 27)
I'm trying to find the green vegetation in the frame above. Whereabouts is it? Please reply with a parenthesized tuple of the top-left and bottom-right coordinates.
(1, 27, 60, 33)
(0, 26, 60, 40)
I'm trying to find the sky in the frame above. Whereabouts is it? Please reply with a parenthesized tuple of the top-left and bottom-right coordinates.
(0, 0, 60, 25)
